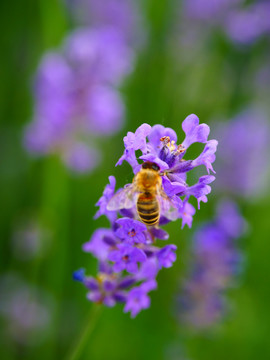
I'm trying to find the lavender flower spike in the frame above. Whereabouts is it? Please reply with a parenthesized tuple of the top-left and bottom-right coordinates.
(212, 108, 270, 199)
(24, 11, 136, 174)
(177, 200, 246, 330)
(74, 117, 217, 317)
(182, 0, 270, 46)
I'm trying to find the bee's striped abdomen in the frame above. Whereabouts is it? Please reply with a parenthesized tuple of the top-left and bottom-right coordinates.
(137, 193, 160, 226)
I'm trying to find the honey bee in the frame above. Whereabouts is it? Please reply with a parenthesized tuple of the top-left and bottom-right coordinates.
(107, 161, 178, 226)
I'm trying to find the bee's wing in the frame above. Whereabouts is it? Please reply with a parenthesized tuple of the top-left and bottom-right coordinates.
(157, 189, 179, 221)
(107, 183, 138, 211)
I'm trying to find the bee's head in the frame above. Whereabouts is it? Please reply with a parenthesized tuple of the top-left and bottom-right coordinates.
(142, 161, 160, 172)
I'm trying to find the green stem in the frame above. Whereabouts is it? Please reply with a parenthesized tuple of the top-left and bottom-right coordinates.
(68, 305, 102, 360)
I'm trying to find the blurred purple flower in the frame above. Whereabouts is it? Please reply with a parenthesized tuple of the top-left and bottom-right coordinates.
(74, 269, 131, 307)
(12, 219, 51, 261)
(182, 0, 270, 45)
(62, 142, 101, 174)
(24, 0, 142, 173)
(0, 274, 53, 346)
(65, 28, 133, 84)
(124, 286, 150, 318)
(83, 228, 115, 261)
(225, 2, 270, 45)
(212, 108, 270, 199)
(157, 245, 177, 269)
(68, 0, 143, 45)
(177, 200, 246, 330)
(184, 0, 240, 22)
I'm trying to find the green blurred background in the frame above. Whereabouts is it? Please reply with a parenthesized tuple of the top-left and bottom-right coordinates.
(1, 1, 270, 359)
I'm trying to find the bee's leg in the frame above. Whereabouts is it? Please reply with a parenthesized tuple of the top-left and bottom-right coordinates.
(147, 225, 156, 243)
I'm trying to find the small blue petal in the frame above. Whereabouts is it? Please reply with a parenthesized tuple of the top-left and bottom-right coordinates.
(73, 268, 86, 282)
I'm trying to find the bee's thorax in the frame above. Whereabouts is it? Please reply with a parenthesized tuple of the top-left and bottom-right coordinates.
(135, 169, 161, 193)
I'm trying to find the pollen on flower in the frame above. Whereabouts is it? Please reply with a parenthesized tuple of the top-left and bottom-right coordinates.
(128, 229, 136, 237)
(176, 144, 186, 154)
(160, 136, 171, 145)
(97, 273, 109, 284)
(160, 136, 177, 152)
(169, 140, 176, 151)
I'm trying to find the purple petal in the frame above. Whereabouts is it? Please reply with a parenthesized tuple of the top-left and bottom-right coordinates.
(169, 160, 193, 174)
(121, 123, 151, 156)
(118, 277, 136, 289)
(126, 262, 138, 274)
(130, 247, 147, 262)
(162, 176, 186, 197)
(140, 279, 157, 292)
(124, 287, 151, 318)
(103, 296, 116, 307)
(182, 114, 210, 148)
(192, 140, 218, 174)
(148, 124, 177, 148)
(134, 123, 152, 153)
(103, 235, 117, 246)
(94, 176, 117, 223)
(186, 175, 215, 200)
(137, 258, 159, 280)
(87, 290, 102, 303)
(157, 245, 177, 268)
(180, 200, 196, 229)
(84, 277, 99, 291)
(116, 148, 139, 173)
(108, 249, 122, 262)
(83, 228, 114, 260)
(103, 279, 116, 292)
(150, 227, 169, 240)
(113, 291, 127, 303)
(133, 232, 147, 244)
(113, 261, 126, 273)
